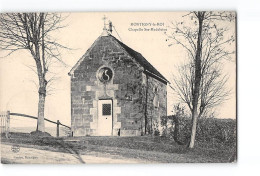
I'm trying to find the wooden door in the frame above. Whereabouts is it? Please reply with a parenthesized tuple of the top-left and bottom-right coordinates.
(98, 100, 113, 136)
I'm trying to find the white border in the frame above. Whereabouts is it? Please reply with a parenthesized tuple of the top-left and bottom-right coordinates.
(1, 0, 260, 176)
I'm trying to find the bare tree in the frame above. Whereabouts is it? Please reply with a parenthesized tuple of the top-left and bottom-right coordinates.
(0, 13, 69, 132)
(166, 11, 235, 148)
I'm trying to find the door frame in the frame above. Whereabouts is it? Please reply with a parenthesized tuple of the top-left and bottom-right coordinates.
(98, 98, 113, 136)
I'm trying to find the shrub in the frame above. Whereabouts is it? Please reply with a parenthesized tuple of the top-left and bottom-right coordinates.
(196, 118, 236, 146)
(161, 115, 236, 147)
(153, 120, 161, 136)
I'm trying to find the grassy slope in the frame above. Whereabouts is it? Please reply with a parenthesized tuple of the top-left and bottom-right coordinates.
(1, 133, 236, 163)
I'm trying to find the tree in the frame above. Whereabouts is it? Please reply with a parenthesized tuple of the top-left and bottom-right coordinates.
(0, 13, 68, 132)
(166, 11, 235, 148)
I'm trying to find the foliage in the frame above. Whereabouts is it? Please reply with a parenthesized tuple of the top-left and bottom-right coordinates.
(161, 114, 236, 147)
(153, 120, 160, 136)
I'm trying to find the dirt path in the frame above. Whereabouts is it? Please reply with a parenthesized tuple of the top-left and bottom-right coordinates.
(1, 144, 147, 164)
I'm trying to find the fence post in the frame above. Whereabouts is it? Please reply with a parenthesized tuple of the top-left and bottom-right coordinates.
(56, 120, 60, 137)
(6, 111, 10, 138)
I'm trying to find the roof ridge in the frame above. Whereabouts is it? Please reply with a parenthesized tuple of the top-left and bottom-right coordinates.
(110, 35, 168, 83)
(69, 35, 169, 84)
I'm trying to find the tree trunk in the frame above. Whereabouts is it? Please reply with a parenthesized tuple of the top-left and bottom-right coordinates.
(189, 12, 204, 148)
(34, 41, 46, 132)
(37, 91, 46, 132)
(189, 110, 198, 148)
(36, 66, 46, 132)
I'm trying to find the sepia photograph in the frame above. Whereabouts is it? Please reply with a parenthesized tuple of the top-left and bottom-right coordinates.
(0, 11, 236, 164)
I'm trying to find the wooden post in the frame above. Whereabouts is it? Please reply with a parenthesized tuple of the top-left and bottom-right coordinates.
(56, 120, 60, 137)
(6, 111, 10, 138)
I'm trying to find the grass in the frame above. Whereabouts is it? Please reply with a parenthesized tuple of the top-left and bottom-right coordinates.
(1, 132, 236, 163)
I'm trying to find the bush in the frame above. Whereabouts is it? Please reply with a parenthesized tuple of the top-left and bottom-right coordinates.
(161, 115, 236, 147)
(153, 120, 161, 136)
(195, 118, 236, 146)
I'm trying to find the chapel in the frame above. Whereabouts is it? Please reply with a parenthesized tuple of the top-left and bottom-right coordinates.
(69, 20, 168, 136)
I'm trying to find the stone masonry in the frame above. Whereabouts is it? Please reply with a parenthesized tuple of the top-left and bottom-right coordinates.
(69, 34, 167, 136)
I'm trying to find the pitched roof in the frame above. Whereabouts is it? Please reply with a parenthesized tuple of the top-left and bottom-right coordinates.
(69, 34, 169, 84)
(111, 36, 169, 84)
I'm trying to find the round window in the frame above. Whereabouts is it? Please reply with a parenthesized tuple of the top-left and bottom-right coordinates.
(98, 67, 113, 83)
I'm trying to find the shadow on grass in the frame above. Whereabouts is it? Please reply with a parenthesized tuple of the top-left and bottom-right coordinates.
(1, 132, 85, 164)
(32, 137, 86, 164)
(1, 133, 236, 163)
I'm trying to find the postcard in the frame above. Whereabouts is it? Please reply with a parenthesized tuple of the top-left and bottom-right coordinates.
(0, 12, 236, 164)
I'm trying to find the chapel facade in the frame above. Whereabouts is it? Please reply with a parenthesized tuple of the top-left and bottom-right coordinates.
(69, 24, 168, 136)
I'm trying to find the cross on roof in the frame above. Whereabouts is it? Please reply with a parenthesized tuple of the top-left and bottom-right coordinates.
(102, 15, 107, 29)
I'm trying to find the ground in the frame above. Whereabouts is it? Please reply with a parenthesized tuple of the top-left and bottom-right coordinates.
(1, 144, 143, 164)
(1, 133, 235, 164)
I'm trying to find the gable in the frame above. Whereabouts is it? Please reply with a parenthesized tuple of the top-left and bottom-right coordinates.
(69, 35, 168, 84)
(68, 37, 102, 76)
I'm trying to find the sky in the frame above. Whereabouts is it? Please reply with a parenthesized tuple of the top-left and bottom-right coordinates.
(0, 12, 236, 127)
